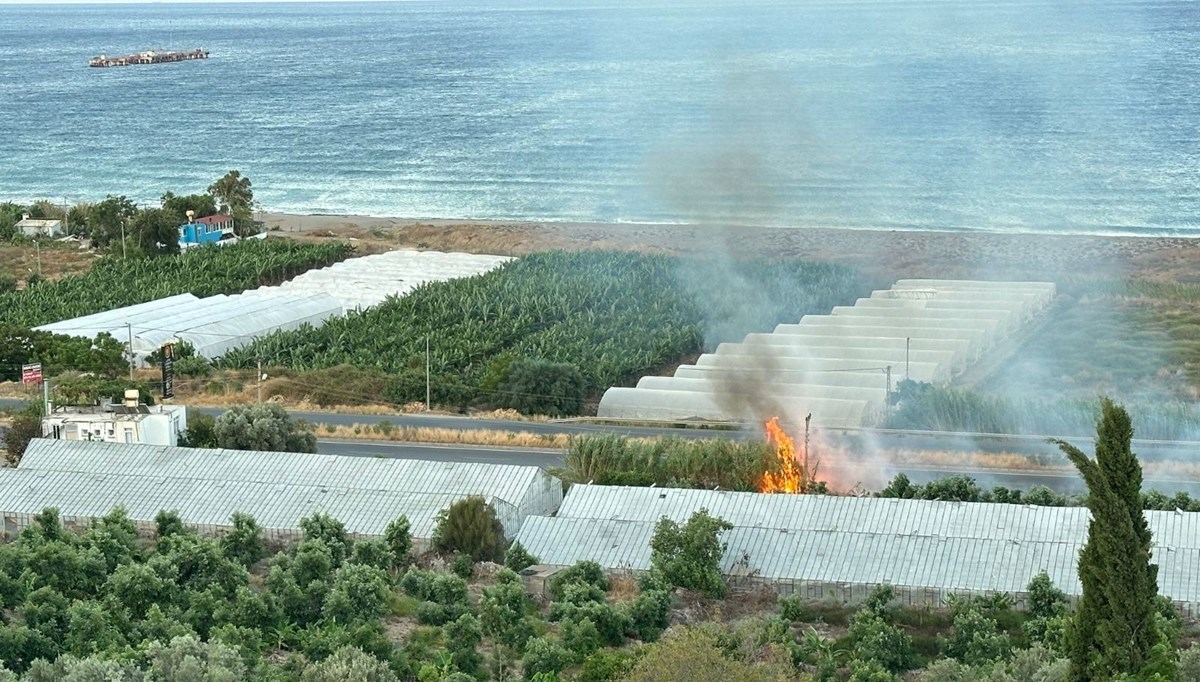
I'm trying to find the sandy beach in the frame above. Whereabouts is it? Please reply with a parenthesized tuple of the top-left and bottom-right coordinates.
(262, 211, 1200, 284)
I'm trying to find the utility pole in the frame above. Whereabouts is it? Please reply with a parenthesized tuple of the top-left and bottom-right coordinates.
(885, 365, 892, 404)
(42, 377, 51, 419)
(257, 357, 263, 404)
(33, 239, 41, 277)
(126, 322, 135, 381)
(425, 335, 431, 410)
(120, 215, 128, 259)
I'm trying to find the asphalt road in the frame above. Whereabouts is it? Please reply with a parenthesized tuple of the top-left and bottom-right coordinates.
(8, 397, 1200, 492)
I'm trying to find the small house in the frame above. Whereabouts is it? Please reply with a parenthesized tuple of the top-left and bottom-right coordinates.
(179, 214, 235, 248)
(41, 391, 188, 447)
(16, 217, 64, 239)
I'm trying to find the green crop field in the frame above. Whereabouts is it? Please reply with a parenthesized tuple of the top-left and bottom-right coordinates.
(0, 240, 354, 328)
(220, 251, 871, 411)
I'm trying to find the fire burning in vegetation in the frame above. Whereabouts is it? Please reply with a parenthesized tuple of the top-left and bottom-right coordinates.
(760, 416, 809, 493)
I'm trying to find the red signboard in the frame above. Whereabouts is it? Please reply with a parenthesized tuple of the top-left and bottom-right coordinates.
(21, 363, 42, 384)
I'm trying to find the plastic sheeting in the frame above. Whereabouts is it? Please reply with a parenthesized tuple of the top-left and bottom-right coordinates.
(35, 249, 511, 364)
(597, 279, 1055, 426)
(515, 484, 1200, 609)
(16, 439, 564, 537)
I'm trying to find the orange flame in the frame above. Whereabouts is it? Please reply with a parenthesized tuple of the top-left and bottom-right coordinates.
(760, 416, 805, 493)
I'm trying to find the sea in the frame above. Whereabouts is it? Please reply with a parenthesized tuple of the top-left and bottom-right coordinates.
(0, 0, 1198, 236)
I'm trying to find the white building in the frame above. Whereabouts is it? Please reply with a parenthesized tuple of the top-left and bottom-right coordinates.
(42, 392, 187, 446)
(16, 217, 64, 239)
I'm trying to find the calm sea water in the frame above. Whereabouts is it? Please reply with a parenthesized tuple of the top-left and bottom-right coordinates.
(0, 0, 1197, 235)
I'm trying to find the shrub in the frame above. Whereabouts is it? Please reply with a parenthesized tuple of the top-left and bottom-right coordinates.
(220, 513, 266, 567)
(577, 649, 637, 682)
(561, 616, 601, 661)
(349, 538, 391, 571)
(451, 553, 474, 580)
(648, 509, 732, 598)
(432, 497, 505, 562)
(493, 359, 586, 417)
(300, 513, 352, 566)
(522, 637, 570, 680)
(444, 613, 484, 678)
(552, 600, 629, 647)
(324, 564, 391, 625)
(504, 541, 538, 572)
(848, 609, 916, 674)
(383, 515, 412, 569)
(214, 403, 317, 453)
(939, 607, 1012, 667)
(300, 645, 398, 682)
(548, 560, 608, 601)
(627, 589, 672, 642)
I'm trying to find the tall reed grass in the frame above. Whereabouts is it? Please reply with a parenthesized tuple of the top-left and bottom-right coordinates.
(561, 435, 775, 491)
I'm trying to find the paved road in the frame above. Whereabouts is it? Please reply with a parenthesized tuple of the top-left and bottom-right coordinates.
(315, 438, 1200, 496)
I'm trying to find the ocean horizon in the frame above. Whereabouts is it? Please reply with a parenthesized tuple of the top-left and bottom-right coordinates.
(1, 0, 1198, 236)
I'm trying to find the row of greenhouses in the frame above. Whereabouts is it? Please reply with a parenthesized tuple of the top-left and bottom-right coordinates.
(514, 484, 1200, 613)
(597, 279, 1056, 427)
(34, 249, 512, 364)
(4, 440, 562, 543)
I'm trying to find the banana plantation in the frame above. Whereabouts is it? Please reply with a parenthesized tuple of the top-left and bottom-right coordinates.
(221, 251, 869, 412)
(0, 241, 354, 328)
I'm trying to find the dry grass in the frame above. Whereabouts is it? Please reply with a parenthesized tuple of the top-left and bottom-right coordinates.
(0, 242, 96, 284)
(881, 449, 1069, 471)
(314, 423, 569, 449)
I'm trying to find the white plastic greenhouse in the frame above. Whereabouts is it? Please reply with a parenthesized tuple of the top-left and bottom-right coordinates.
(597, 279, 1055, 426)
(10, 439, 563, 541)
(514, 484, 1200, 613)
(34, 249, 511, 364)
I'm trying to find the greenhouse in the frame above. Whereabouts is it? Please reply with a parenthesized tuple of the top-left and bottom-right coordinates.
(597, 279, 1055, 425)
(0, 468, 488, 544)
(14, 440, 562, 539)
(515, 484, 1200, 612)
(34, 249, 512, 363)
(266, 248, 513, 311)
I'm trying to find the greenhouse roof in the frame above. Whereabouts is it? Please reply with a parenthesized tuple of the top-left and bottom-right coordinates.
(597, 279, 1055, 426)
(20, 440, 548, 512)
(517, 485, 1200, 603)
(0, 467, 476, 538)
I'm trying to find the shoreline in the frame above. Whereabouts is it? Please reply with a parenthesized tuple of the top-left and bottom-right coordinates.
(259, 211, 1200, 283)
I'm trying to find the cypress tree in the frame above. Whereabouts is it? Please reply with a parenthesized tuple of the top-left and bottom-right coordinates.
(1054, 398, 1170, 681)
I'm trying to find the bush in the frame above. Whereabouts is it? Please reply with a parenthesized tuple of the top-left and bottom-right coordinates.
(561, 616, 601, 661)
(504, 541, 538, 572)
(444, 613, 484, 678)
(383, 515, 412, 569)
(522, 637, 570, 680)
(552, 600, 629, 647)
(4, 400, 44, 465)
(849, 610, 917, 674)
(350, 538, 391, 571)
(648, 509, 732, 598)
(432, 497, 506, 562)
(300, 645, 398, 682)
(214, 403, 317, 453)
(548, 560, 609, 601)
(180, 411, 218, 448)
(451, 553, 474, 580)
(627, 589, 672, 642)
(300, 513, 352, 566)
(220, 513, 266, 567)
(577, 649, 637, 682)
(492, 359, 586, 417)
(324, 564, 391, 625)
(939, 607, 1011, 667)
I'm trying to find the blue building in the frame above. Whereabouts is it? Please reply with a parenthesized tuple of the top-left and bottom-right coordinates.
(179, 214, 235, 248)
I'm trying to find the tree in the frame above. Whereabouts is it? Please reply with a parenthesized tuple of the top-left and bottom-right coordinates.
(300, 645, 398, 682)
(86, 195, 137, 249)
(623, 627, 791, 682)
(161, 192, 218, 224)
(146, 634, 245, 681)
(383, 515, 412, 569)
(492, 359, 586, 417)
(131, 207, 181, 256)
(649, 508, 732, 598)
(1054, 399, 1170, 680)
(180, 410, 218, 448)
(213, 403, 317, 453)
(504, 540, 539, 572)
(323, 564, 390, 624)
(4, 399, 44, 465)
(208, 170, 255, 234)
(220, 512, 266, 567)
(432, 497, 506, 562)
